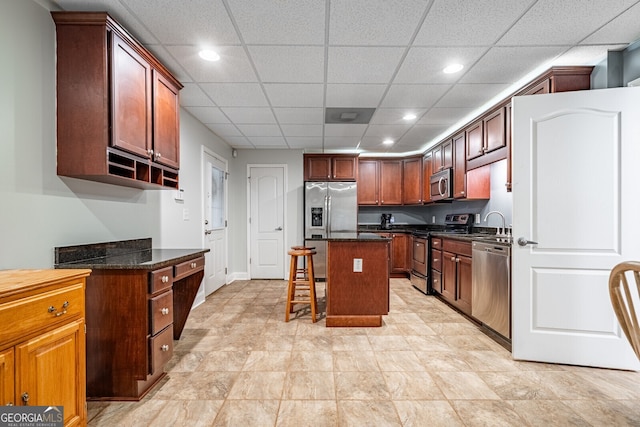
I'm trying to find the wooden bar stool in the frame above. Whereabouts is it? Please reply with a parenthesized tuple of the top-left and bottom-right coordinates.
(285, 247, 318, 323)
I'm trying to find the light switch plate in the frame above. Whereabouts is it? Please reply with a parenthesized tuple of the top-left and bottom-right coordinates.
(353, 258, 363, 273)
(183, 208, 189, 221)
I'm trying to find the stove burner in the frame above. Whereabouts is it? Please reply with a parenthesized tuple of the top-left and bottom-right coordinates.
(443, 213, 474, 234)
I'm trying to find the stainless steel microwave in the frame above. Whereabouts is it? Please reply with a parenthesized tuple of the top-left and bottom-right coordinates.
(430, 168, 453, 201)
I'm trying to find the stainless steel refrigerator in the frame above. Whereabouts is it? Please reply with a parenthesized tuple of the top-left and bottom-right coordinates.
(304, 181, 358, 280)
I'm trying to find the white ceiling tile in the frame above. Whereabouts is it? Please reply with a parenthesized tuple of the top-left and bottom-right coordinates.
(205, 124, 242, 137)
(398, 125, 449, 146)
(184, 107, 230, 124)
(286, 137, 324, 149)
(418, 108, 475, 125)
(364, 125, 411, 139)
(370, 109, 427, 125)
(325, 84, 387, 108)
(328, 47, 405, 83)
(280, 125, 324, 137)
(226, 0, 325, 45)
(200, 83, 268, 107)
(358, 136, 391, 150)
(497, 0, 638, 46)
(247, 136, 288, 147)
(414, 0, 533, 46)
(329, 0, 428, 45)
(141, 45, 191, 83)
(381, 84, 450, 108)
(263, 84, 324, 107)
(272, 108, 324, 124)
(582, 2, 640, 44)
(460, 46, 568, 84)
(179, 84, 215, 107)
(434, 83, 510, 109)
(394, 47, 488, 84)
(236, 124, 283, 137)
(166, 45, 257, 83)
(553, 45, 628, 66)
(224, 136, 253, 148)
(122, 0, 239, 45)
(249, 46, 324, 83)
(323, 137, 361, 149)
(324, 124, 368, 138)
(220, 108, 276, 124)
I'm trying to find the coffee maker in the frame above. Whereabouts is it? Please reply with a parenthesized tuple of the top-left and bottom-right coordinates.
(380, 214, 393, 230)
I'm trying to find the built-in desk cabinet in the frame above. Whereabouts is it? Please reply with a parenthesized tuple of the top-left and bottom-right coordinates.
(0, 270, 91, 427)
(52, 12, 182, 189)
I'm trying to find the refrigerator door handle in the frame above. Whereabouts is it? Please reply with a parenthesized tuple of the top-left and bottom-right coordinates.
(326, 195, 331, 233)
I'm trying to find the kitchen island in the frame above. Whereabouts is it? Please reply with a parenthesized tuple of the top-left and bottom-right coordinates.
(307, 232, 390, 327)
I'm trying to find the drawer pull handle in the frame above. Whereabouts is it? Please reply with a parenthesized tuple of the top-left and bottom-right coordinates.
(21, 392, 29, 404)
(190, 262, 197, 269)
(161, 307, 170, 315)
(162, 275, 169, 283)
(48, 301, 69, 317)
(161, 344, 170, 352)
(6, 402, 13, 406)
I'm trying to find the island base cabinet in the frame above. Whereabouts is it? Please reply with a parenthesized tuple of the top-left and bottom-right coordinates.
(326, 240, 390, 327)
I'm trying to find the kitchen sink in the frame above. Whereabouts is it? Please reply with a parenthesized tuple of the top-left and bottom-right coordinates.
(471, 235, 513, 245)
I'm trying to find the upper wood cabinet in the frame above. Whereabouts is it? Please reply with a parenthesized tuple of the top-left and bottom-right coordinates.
(402, 156, 423, 204)
(357, 159, 379, 205)
(357, 159, 401, 205)
(304, 154, 357, 181)
(431, 139, 453, 173)
(452, 132, 466, 199)
(422, 152, 433, 204)
(379, 160, 403, 205)
(52, 12, 182, 189)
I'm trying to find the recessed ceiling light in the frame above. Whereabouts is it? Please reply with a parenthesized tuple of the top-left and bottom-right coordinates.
(198, 49, 220, 62)
(403, 113, 417, 121)
(383, 139, 394, 145)
(443, 63, 463, 74)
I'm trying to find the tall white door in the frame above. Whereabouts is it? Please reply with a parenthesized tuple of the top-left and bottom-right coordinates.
(249, 166, 285, 279)
(203, 151, 227, 295)
(512, 87, 640, 370)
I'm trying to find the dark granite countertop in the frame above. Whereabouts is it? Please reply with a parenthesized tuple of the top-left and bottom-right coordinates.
(430, 232, 513, 246)
(54, 238, 209, 270)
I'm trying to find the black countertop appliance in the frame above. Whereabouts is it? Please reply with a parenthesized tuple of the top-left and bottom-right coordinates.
(380, 213, 393, 230)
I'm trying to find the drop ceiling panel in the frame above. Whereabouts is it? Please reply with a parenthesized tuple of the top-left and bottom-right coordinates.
(280, 125, 324, 137)
(323, 137, 361, 148)
(226, 0, 326, 45)
(381, 84, 451, 108)
(263, 84, 324, 107)
(249, 46, 325, 83)
(325, 84, 387, 108)
(166, 45, 257, 83)
(497, 0, 639, 46)
(200, 83, 268, 107)
(434, 83, 510, 109)
(286, 137, 324, 149)
(205, 124, 242, 137)
(370, 109, 427, 125)
(247, 136, 287, 147)
(582, 2, 640, 44)
(328, 0, 429, 46)
(236, 124, 283, 137)
(272, 108, 324, 124)
(554, 45, 628, 66)
(364, 125, 412, 139)
(220, 108, 277, 124)
(413, 0, 534, 46)
(122, 0, 239, 45)
(327, 47, 406, 83)
(324, 124, 368, 137)
(184, 107, 230, 124)
(398, 125, 449, 146)
(418, 108, 475, 126)
(140, 45, 191, 83)
(394, 47, 489, 84)
(180, 84, 215, 107)
(224, 136, 253, 148)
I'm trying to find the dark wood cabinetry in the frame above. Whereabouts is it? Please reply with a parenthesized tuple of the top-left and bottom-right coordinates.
(430, 237, 442, 294)
(376, 232, 410, 276)
(402, 156, 423, 204)
(432, 140, 453, 173)
(380, 160, 403, 205)
(52, 12, 182, 189)
(358, 159, 402, 205)
(452, 132, 466, 199)
(441, 239, 472, 316)
(422, 152, 433, 204)
(357, 159, 379, 205)
(304, 154, 357, 181)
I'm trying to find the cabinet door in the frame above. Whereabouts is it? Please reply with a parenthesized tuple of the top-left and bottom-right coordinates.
(380, 160, 402, 205)
(111, 32, 152, 159)
(431, 145, 443, 172)
(0, 348, 14, 406)
(153, 71, 180, 169)
(442, 250, 457, 303)
(357, 159, 379, 205)
(402, 157, 422, 204)
(456, 255, 473, 315)
(442, 139, 453, 169)
(16, 319, 86, 427)
(452, 132, 466, 198)
(483, 107, 506, 153)
(523, 78, 550, 95)
(391, 233, 410, 273)
(332, 156, 357, 180)
(422, 152, 432, 203)
(465, 120, 483, 161)
(306, 156, 331, 181)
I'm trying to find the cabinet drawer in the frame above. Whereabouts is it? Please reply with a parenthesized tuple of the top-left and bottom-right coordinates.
(431, 237, 442, 249)
(443, 239, 472, 257)
(149, 325, 173, 375)
(431, 249, 442, 272)
(149, 266, 173, 294)
(174, 256, 204, 280)
(431, 269, 442, 294)
(149, 290, 173, 335)
(0, 283, 84, 345)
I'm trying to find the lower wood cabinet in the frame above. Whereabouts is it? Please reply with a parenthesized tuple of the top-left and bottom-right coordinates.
(441, 239, 473, 316)
(376, 232, 410, 276)
(0, 270, 90, 427)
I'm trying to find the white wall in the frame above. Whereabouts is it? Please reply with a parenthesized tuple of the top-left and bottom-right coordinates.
(0, 0, 232, 271)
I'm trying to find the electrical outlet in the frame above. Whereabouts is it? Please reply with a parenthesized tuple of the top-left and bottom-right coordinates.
(353, 258, 363, 273)
(182, 208, 189, 221)
(475, 213, 481, 224)
(432, 216, 436, 224)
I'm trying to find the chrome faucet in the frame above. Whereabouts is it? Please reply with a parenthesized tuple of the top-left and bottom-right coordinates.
(484, 211, 506, 237)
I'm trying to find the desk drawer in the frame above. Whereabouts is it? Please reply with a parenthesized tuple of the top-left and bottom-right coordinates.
(149, 290, 173, 335)
(149, 325, 173, 375)
(174, 256, 204, 280)
(149, 267, 173, 294)
(0, 283, 84, 345)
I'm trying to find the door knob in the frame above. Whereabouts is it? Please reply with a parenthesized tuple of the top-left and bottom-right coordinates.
(517, 237, 539, 246)
(204, 229, 212, 235)
(275, 226, 283, 231)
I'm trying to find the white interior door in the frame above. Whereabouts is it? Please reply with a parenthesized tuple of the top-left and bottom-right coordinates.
(203, 151, 227, 295)
(512, 87, 640, 370)
(249, 166, 285, 279)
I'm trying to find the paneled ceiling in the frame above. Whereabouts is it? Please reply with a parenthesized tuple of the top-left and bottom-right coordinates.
(50, 0, 640, 155)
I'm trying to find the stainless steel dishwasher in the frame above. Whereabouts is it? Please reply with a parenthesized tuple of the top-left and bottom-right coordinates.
(472, 241, 511, 339)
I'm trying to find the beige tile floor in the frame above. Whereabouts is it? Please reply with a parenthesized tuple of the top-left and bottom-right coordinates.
(87, 278, 640, 426)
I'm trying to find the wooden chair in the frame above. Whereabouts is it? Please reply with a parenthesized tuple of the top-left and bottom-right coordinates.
(609, 261, 640, 360)
(285, 247, 318, 323)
